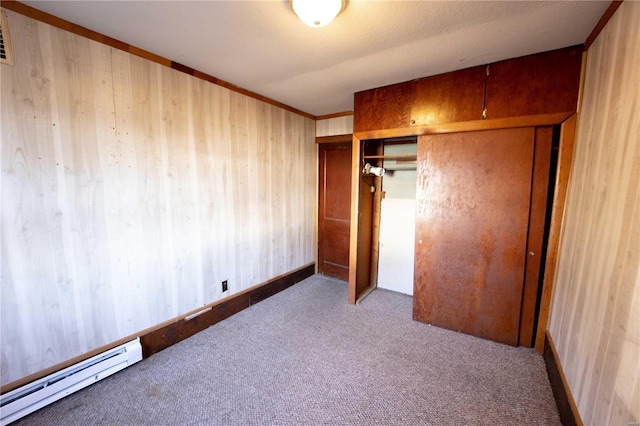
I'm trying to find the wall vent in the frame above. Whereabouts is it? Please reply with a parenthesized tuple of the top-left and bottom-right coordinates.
(0, 10, 14, 66)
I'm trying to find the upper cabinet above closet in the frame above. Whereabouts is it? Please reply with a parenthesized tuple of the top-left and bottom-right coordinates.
(353, 81, 413, 132)
(410, 65, 485, 127)
(485, 46, 583, 119)
(353, 45, 583, 133)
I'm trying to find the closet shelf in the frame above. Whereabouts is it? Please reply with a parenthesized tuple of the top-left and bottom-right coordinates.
(363, 154, 417, 161)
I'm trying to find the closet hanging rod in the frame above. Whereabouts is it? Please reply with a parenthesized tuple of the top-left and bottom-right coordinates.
(362, 154, 417, 161)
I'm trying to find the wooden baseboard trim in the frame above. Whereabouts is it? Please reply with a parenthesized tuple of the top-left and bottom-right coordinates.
(0, 263, 315, 394)
(544, 331, 583, 426)
(140, 263, 315, 358)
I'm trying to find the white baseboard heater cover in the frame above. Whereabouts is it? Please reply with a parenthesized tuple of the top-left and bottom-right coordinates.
(0, 338, 142, 425)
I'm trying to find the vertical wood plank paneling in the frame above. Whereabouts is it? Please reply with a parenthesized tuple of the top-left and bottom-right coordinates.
(548, 2, 640, 425)
(1, 12, 59, 382)
(1, 9, 315, 386)
(316, 115, 354, 137)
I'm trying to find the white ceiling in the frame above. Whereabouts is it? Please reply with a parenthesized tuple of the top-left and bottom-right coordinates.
(22, 1, 610, 117)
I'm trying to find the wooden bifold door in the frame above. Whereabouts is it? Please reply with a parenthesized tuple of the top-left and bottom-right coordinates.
(413, 127, 551, 346)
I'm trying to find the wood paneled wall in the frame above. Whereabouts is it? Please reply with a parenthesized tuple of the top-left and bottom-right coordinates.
(0, 9, 315, 386)
(549, 2, 639, 424)
(316, 115, 353, 137)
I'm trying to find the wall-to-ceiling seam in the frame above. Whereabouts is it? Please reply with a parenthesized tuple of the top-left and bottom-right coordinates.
(1, 1, 316, 120)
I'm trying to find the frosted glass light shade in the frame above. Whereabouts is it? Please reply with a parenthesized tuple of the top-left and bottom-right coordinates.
(291, 0, 344, 28)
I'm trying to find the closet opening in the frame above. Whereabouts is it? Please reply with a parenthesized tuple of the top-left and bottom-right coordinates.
(361, 136, 417, 297)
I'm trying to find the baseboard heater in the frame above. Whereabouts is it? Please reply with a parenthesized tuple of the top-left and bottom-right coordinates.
(0, 338, 142, 425)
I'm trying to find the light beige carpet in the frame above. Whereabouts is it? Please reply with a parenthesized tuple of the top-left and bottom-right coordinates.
(15, 275, 561, 425)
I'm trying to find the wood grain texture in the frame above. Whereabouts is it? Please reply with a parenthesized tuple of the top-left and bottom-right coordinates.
(584, 1, 623, 50)
(1, 1, 315, 120)
(544, 332, 582, 426)
(316, 111, 353, 120)
(368, 143, 384, 290)
(315, 134, 353, 144)
(548, 3, 640, 425)
(348, 137, 361, 304)
(414, 128, 535, 346)
(353, 46, 580, 134)
(353, 112, 573, 141)
(534, 115, 578, 352)
(353, 82, 412, 133)
(318, 143, 351, 281)
(519, 127, 553, 347)
(316, 115, 353, 137)
(485, 46, 583, 119)
(349, 112, 574, 311)
(0, 9, 315, 386)
(141, 263, 314, 358)
(410, 66, 485, 126)
(348, 137, 375, 304)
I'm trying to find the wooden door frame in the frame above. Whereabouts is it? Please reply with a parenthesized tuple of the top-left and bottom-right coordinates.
(348, 111, 577, 352)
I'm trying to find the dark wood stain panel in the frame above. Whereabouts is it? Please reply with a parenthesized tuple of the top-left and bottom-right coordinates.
(141, 294, 251, 358)
(349, 140, 378, 303)
(410, 66, 485, 126)
(248, 265, 315, 305)
(354, 82, 412, 132)
(318, 144, 352, 281)
(519, 126, 553, 347)
(544, 333, 581, 426)
(414, 128, 535, 346)
(485, 46, 583, 119)
(141, 264, 315, 358)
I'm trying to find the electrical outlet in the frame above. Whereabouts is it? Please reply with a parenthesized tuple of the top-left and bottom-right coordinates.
(221, 280, 228, 292)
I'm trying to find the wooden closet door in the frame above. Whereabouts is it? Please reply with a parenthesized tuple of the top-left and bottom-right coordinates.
(318, 143, 352, 281)
(413, 128, 535, 346)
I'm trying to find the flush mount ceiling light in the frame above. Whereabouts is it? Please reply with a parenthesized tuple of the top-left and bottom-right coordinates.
(290, 0, 345, 28)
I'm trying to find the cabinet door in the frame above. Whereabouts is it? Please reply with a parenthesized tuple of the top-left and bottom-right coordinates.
(485, 45, 582, 119)
(413, 128, 535, 346)
(410, 66, 485, 126)
(354, 82, 412, 132)
(318, 143, 352, 281)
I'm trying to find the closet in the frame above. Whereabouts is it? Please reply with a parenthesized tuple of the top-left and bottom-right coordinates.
(377, 140, 417, 296)
(349, 45, 582, 348)
(414, 127, 552, 346)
